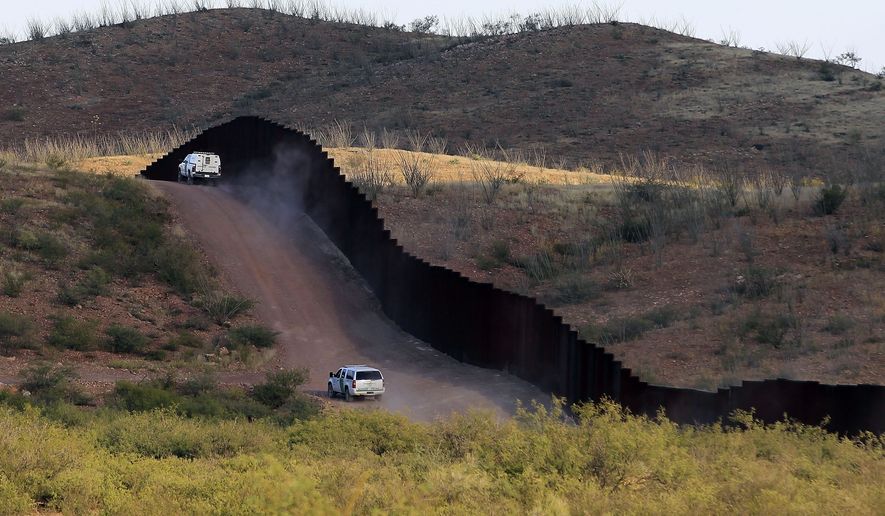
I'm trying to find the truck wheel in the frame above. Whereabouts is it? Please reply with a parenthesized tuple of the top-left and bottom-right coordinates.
(177, 173, 182, 183)
(344, 388, 353, 402)
(186, 174, 193, 185)
(374, 394, 382, 402)
(327, 384, 335, 399)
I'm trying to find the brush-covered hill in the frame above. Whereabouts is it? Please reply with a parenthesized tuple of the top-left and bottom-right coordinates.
(2, 7, 883, 177)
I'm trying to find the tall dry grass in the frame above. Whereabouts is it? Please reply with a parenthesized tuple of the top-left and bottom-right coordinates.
(5, 127, 195, 165)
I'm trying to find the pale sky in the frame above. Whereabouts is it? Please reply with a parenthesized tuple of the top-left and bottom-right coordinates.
(3, 0, 883, 72)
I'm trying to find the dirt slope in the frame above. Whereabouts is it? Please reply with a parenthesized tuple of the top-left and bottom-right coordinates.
(154, 181, 545, 420)
(2, 8, 883, 176)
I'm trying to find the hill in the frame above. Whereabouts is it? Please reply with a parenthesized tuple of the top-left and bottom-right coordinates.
(2, 8, 883, 178)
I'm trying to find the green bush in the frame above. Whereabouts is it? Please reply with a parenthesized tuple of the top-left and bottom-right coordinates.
(0, 198, 25, 214)
(542, 275, 600, 306)
(20, 363, 87, 405)
(0, 398, 880, 513)
(515, 250, 556, 281)
(738, 311, 796, 348)
(252, 369, 308, 409)
(228, 325, 279, 349)
(0, 312, 35, 352)
(823, 314, 854, 335)
(814, 184, 848, 216)
(197, 292, 254, 325)
(112, 381, 180, 412)
(35, 232, 69, 266)
(490, 240, 511, 263)
(47, 316, 99, 351)
(167, 331, 203, 349)
(2, 269, 31, 297)
(581, 306, 679, 345)
(104, 325, 150, 354)
(619, 216, 651, 243)
(733, 266, 780, 299)
(57, 267, 112, 305)
(644, 306, 679, 328)
(98, 409, 278, 459)
(152, 238, 208, 295)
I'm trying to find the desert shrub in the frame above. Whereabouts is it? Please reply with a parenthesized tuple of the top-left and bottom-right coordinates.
(57, 266, 111, 305)
(20, 363, 87, 405)
(167, 331, 203, 349)
(0, 198, 25, 214)
(47, 315, 99, 351)
(602, 315, 654, 342)
(111, 381, 180, 412)
(644, 306, 679, 328)
(606, 266, 635, 290)
(475, 254, 499, 270)
(0, 399, 881, 513)
(98, 408, 276, 459)
(814, 184, 848, 216)
(152, 238, 208, 295)
(2, 269, 31, 297)
(252, 369, 309, 409)
(0, 312, 35, 353)
(228, 325, 278, 349)
(542, 275, 600, 306)
(397, 151, 435, 196)
(80, 266, 111, 295)
(490, 240, 511, 263)
(45, 153, 67, 170)
(56, 283, 85, 306)
(104, 324, 150, 354)
(738, 311, 796, 348)
(196, 291, 254, 325)
(618, 216, 651, 243)
(1, 107, 25, 122)
(823, 314, 854, 335)
(516, 250, 556, 281)
(732, 266, 780, 299)
(818, 62, 837, 81)
(34, 232, 68, 266)
(350, 154, 393, 200)
(582, 307, 678, 344)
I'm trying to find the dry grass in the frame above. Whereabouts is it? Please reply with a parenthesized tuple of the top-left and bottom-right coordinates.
(330, 148, 612, 187)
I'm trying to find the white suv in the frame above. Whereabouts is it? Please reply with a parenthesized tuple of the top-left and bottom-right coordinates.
(178, 152, 221, 185)
(328, 365, 385, 401)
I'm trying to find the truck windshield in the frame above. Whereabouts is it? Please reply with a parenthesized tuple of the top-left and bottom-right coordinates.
(356, 371, 382, 380)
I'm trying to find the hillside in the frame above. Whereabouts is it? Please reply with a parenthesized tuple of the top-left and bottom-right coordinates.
(2, 8, 884, 178)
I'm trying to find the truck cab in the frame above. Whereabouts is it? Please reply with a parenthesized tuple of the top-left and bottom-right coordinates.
(178, 152, 221, 185)
(328, 365, 385, 401)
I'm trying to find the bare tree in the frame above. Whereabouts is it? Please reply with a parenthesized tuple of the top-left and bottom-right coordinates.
(350, 153, 393, 200)
(360, 126, 376, 151)
(406, 129, 428, 152)
(26, 18, 49, 40)
(776, 40, 811, 61)
(380, 128, 399, 150)
(472, 154, 517, 205)
(397, 151, 434, 196)
(720, 26, 742, 48)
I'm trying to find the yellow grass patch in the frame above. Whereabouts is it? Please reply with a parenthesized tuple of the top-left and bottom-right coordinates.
(74, 154, 162, 176)
(327, 148, 615, 185)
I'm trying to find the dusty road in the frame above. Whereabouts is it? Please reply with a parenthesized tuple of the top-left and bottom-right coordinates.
(154, 182, 545, 420)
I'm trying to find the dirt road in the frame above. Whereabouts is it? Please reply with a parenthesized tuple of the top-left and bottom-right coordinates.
(154, 182, 544, 420)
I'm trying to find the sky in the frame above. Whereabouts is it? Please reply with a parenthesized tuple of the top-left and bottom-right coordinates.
(3, 1, 883, 73)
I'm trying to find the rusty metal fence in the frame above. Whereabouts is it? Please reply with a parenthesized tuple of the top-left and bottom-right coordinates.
(141, 116, 884, 434)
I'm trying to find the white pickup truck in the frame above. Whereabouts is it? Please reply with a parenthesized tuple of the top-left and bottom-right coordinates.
(178, 152, 221, 185)
(328, 365, 385, 401)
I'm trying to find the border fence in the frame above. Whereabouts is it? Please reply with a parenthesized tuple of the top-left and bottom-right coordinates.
(141, 116, 884, 434)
